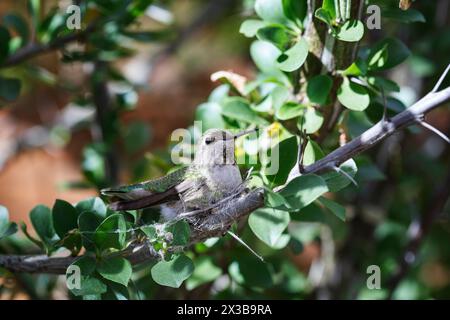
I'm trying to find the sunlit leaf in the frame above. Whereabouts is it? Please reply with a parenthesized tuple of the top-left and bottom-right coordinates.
(249, 208, 290, 247)
(337, 77, 370, 111)
(276, 38, 309, 72)
(240, 19, 267, 37)
(151, 254, 194, 288)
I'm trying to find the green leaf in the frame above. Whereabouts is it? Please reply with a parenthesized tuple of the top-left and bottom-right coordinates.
(0, 77, 21, 102)
(59, 231, 82, 253)
(250, 40, 283, 76)
(282, 0, 307, 25)
(0, 222, 17, 240)
(76, 197, 107, 218)
(3, 13, 30, 45)
(341, 59, 368, 76)
(82, 144, 106, 187)
(0, 205, 18, 240)
(315, 8, 333, 25)
(52, 199, 79, 238)
(78, 211, 103, 251)
(70, 276, 107, 297)
(30, 205, 58, 247)
(276, 38, 309, 72)
(348, 110, 373, 138)
(321, 0, 336, 20)
(368, 38, 410, 71)
(264, 188, 289, 208)
(221, 97, 268, 125)
(208, 84, 229, 103)
(303, 139, 325, 166)
(321, 159, 357, 192)
(249, 208, 290, 247)
(256, 24, 291, 51)
(270, 85, 291, 110)
(140, 225, 157, 242)
(318, 197, 346, 221)
(280, 261, 307, 293)
(102, 280, 130, 300)
(255, 0, 289, 24)
(336, 20, 364, 42)
(186, 256, 222, 290)
(337, 77, 370, 111)
(264, 136, 298, 185)
(27, 0, 41, 31)
(0, 26, 11, 62)
(368, 44, 388, 70)
(38, 10, 65, 43)
(240, 19, 267, 38)
(195, 102, 226, 131)
(151, 254, 194, 288)
(307, 75, 332, 105)
(166, 220, 190, 246)
(270, 233, 290, 249)
(97, 257, 132, 287)
(0, 205, 9, 227)
(280, 174, 328, 210)
(94, 214, 127, 251)
(367, 76, 400, 93)
(71, 256, 97, 277)
(383, 8, 425, 23)
(252, 95, 272, 112)
(298, 107, 324, 134)
(276, 101, 305, 120)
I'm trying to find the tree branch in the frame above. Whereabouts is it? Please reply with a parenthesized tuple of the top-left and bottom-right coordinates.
(0, 24, 97, 69)
(290, 86, 450, 178)
(0, 190, 264, 274)
(1, 70, 449, 275)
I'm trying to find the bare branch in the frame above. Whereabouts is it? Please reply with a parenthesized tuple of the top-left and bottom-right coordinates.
(0, 24, 97, 69)
(0, 189, 264, 274)
(290, 86, 450, 178)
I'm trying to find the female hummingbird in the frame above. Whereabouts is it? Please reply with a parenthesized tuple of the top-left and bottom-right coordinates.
(101, 128, 257, 221)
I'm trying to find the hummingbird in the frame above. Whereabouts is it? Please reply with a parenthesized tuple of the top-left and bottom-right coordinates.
(101, 128, 257, 221)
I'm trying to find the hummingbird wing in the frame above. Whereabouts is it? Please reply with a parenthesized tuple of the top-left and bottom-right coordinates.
(101, 166, 195, 211)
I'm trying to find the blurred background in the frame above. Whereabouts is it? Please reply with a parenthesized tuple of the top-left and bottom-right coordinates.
(0, 0, 449, 300)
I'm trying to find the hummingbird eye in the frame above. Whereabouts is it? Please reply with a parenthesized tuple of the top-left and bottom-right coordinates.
(205, 136, 215, 145)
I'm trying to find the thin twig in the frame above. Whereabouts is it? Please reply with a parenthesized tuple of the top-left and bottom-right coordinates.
(418, 121, 450, 144)
(0, 23, 97, 69)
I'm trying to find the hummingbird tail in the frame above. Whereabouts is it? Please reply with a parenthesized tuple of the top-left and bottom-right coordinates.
(100, 187, 153, 201)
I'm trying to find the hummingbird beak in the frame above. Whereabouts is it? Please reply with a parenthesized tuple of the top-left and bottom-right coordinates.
(233, 128, 259, 139)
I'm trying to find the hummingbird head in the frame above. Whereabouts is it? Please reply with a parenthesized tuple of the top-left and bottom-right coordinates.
(194, 128, 258, 166)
